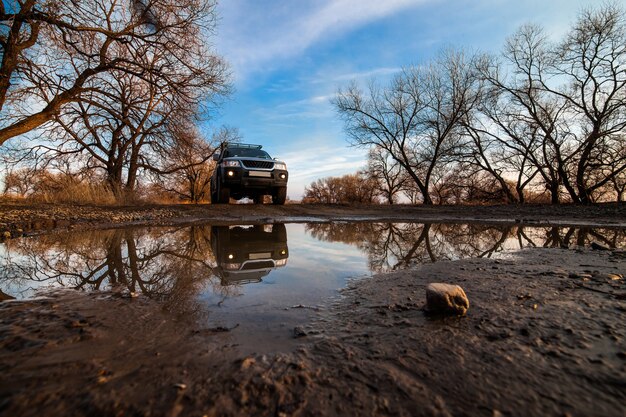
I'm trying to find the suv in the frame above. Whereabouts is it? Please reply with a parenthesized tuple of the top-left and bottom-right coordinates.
(211, 143, 288, 204)
(211, 224, 289, 285)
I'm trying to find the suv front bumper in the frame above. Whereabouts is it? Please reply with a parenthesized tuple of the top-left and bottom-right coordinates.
(219, 167, 288, 189)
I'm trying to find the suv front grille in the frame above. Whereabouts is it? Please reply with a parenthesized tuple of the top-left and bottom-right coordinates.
(242, 261, 275, 270)
(242, 160, 274, 169)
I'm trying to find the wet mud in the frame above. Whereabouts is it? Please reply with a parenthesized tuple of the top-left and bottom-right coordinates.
(1, 202, 625, 240)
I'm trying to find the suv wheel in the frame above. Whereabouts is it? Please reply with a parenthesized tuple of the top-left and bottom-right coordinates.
(217, 182, 230, 204)
(210, 183, 218, 204)
(272, 187, 287, 205)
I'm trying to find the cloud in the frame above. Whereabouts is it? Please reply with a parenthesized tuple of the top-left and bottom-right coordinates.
(217, 0, 429, 82)
(274, 142, 368, 200)
(252, 94, 335, 123)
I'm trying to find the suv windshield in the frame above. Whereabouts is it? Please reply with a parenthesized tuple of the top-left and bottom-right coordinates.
(224, 148, 271, 159)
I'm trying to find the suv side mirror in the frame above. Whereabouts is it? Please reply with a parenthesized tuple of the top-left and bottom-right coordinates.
(212, 153, 220, 161)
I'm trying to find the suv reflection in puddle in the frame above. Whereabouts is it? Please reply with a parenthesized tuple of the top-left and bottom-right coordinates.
(211, 224, 289, 285)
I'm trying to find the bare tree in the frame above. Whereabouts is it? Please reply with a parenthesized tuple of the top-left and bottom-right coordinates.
(365, 148, 406, 204)
(552, 4, 626, 203)
(0, 0, 228, 145)
(334, 49, 481, 204)
(151, 126, 240, 203)
(303, 172, 378, 204)
(472, 25, 577, 204)
(1, 1, 228, 199)
(474, 5, 626, 204)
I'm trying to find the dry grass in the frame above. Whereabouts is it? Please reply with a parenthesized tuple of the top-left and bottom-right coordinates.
(31, 181, 118, 206)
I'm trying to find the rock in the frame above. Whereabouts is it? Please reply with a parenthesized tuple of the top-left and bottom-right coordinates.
(173, 383, 187, 390)
(425, 283, 470, 316)
(240, 357, 256, 370)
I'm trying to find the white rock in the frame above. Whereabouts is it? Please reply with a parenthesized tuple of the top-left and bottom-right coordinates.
(426, 283, 470, 316)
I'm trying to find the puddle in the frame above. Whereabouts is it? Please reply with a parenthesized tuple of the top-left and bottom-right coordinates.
(0, 222, 624, 353)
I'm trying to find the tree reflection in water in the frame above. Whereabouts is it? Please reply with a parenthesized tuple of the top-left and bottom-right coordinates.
(0, 226, 234, 315)
(305, 223, 626, 272)
(1, 223, 623, 309)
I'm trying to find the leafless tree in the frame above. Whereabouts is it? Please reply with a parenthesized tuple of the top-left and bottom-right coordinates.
(472, 5, 626, 204)
(550, 4, 626, 203)
(1, 1, 228, 199)
(472, 25, 576, 204)
(365, 148, 406, 204)
(334, 49, 481, 204)
(151, 126, 240, 203)
(0, 0, 228, 146)
(303, 172, 378, 204)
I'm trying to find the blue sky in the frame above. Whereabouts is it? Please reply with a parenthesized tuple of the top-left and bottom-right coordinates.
(209, 0, 615, 200)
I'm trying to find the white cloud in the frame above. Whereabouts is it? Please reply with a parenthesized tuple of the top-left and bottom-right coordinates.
(252, 94, 335, 122)
(274, 141, 369, 200)
(217, 0, 429, 82)
(316, 67, 402, 84)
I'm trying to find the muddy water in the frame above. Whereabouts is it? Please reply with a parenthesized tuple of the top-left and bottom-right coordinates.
(0, 222, 624, 353)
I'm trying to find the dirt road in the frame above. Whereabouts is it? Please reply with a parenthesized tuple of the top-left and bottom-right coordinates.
(1, 202, 625, 239)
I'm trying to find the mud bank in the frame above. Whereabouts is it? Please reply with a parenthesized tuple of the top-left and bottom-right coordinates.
(1, 247, 624, 417)
(1, 202, 625, 239)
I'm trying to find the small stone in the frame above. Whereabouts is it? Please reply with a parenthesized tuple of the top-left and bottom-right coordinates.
(174, 383, 187, 390)
(97, 376, 110, 384)
(2, 231, 11, 239)
(240, 357, 256, 370)
(425, 283, 470, 316)
(607, 274, 623, 281)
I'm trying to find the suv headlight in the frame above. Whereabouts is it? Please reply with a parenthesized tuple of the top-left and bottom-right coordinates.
(223, 160, 240, 167)
(274, 162, 286, 170)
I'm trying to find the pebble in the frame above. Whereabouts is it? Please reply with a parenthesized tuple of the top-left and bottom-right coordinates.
(240, 357, 256, 370)
(425, 283, 470, 316)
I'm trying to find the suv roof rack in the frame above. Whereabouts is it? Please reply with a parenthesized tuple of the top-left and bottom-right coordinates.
(225, 143, 262, 150)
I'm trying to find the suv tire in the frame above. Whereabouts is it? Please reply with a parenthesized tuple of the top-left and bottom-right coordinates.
(217, 181, 230, 204)
(272, 187, 287, 205)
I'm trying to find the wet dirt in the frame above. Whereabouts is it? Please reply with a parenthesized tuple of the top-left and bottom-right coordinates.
(0, 204, 625, 416)
(1, 202, 625, 239)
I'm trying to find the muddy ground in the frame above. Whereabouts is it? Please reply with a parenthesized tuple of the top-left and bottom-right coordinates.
(1, 202, 625, 238)
(0, 203, 625, 417)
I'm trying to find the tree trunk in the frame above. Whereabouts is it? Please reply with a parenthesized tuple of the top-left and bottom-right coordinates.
(550, 182, 560, 205)
(107, 169, 124, 200)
